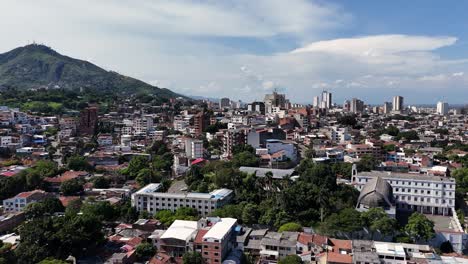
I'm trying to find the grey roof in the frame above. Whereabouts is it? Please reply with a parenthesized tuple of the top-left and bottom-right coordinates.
(353, 251, 381, 264)
(356, 170, 454, 183)
(260, 231, 298, 247)
(237, 227, 252, 243)
(244, 239, 262, 250)
(239, 167, 295, 179)
(357, 177, 394, 208)
(249, 228, 268, 237)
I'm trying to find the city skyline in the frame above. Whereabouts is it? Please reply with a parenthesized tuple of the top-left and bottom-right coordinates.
(1, 1, 468, 104)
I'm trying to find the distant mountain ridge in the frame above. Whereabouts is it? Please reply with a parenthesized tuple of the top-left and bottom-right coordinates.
(0, 44, 181, 99)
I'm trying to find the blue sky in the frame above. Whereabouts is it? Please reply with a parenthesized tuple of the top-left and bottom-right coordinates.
(1, 0, 467, 104)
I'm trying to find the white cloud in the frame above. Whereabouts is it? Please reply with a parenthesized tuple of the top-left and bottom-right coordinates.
(0, 1, 467, 103)
(419, 74, 448, 81)
(291, 35, 456, 55)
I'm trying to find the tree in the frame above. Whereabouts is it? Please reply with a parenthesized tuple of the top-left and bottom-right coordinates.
(241, 203, 259, 225)
(124, 155, 149, 179)
(81, 201, 117, 221)
(361, 208, 397, 238)
(60, 179, 84, 196)
(405, 212, 435, 242)
(136, 168, 153, 187)
(383, 144, 396, 152)
(452, 168, 468, 199)
(278, 255, 303, 264)
(67, 156, 93, 171)
(232, 151, 260, 167)
(34, 160, 58, 177)
(183, 251, 204, 264)
(38, 258, 69, 264)
(320, 208, 362, 236)
(24, 197, 65, 219)
(135, 242, 156, 261)
(357, 155, 378, 172)
(91, 176, 110, 188)
(278, 222, 303, 232)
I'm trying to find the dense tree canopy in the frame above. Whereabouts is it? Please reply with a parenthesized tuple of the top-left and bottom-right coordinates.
(278, 222, 303, 232)
(405, 212, 435, 242)
(135, 242, 157, 261)
(278, 255, 303, 264)
(182, 251, 204, 264)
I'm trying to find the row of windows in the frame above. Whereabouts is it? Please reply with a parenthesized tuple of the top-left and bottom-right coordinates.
(395, 188, 453, 196)
(396, 195, 453, 204)
(138, 202, 215, 210)
(359, 177, 454, 189)
(140, 197, 212, 203)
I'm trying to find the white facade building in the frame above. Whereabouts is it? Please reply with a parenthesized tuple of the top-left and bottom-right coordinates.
(2, 190, 49, 213)
(436, 101, 449, 115)
(352, 168, 456, 216)
(185, 139, 204, 159)
(266, 139, 297, 162)
(132, 184, 234, 216)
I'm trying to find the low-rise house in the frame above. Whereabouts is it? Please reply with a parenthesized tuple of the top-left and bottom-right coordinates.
(2, 190, 50, 212)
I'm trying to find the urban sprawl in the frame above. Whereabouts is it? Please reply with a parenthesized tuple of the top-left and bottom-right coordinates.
(0, 90, 467, 264)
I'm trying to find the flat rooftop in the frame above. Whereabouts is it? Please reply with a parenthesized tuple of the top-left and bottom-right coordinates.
(135, 183, 232, 201)
(356, 170, 455, 182)
(203, 218, 237, 241)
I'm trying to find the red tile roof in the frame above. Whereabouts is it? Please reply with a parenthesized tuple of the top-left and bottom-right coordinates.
(16, 190, 46, 198)
(58, 196, 80, 207)
(194, 229, 209, 244)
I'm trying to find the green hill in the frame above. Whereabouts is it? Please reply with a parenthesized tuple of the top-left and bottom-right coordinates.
(0, 44, 181, 99)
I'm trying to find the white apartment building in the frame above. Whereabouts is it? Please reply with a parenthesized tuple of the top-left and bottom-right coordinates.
(2, 190, 49, 212)
(185, 138, 204, 159)
(437, 101, 449, 115)
(97, 134, 113, 146)
(133, 116, 154, 135)
(132, 184, 234, 216)
(352, 167, 456, 216)
(0, 136, 12, 148)
(266, 139, 297, 162)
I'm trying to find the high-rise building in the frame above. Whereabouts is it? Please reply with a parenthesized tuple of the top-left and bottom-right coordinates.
(343, 100, 350, 112)
(185, 138, 204, 159)
(264, 92, 287, 113)
(321, 91, 332, 109)
(437, 101, 449, 115)
(78, 106, 98, 135)
(194, 111, 210, 136)
(383, 102, 392, 114)
(219, 98, 230, 109)
(313, 96, 320, 108)
(392, 96, 404, 111)
(350, 98, 364, 113)
(247, 101, 265, 114)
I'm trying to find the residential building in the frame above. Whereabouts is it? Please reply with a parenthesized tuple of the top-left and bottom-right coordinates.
(222, 129, 247, 158)
(383, 102, 392, 114)
(350, 98, 364, 113)
(247, 102, 266, 114)
(352, 166, 456, 215)
(159, 220, 199, 257)
(132, 184, 234, 216)
(259, 232, 298, 263)
(195, 218, 237, 264)
(437, 101, 449, 115)
(219, 98, 231, 109)
(78, 106, 98, 135)
(185, 138, 204, 159)
(393, 96, 404, 112)
(2, 190, 50, 212)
